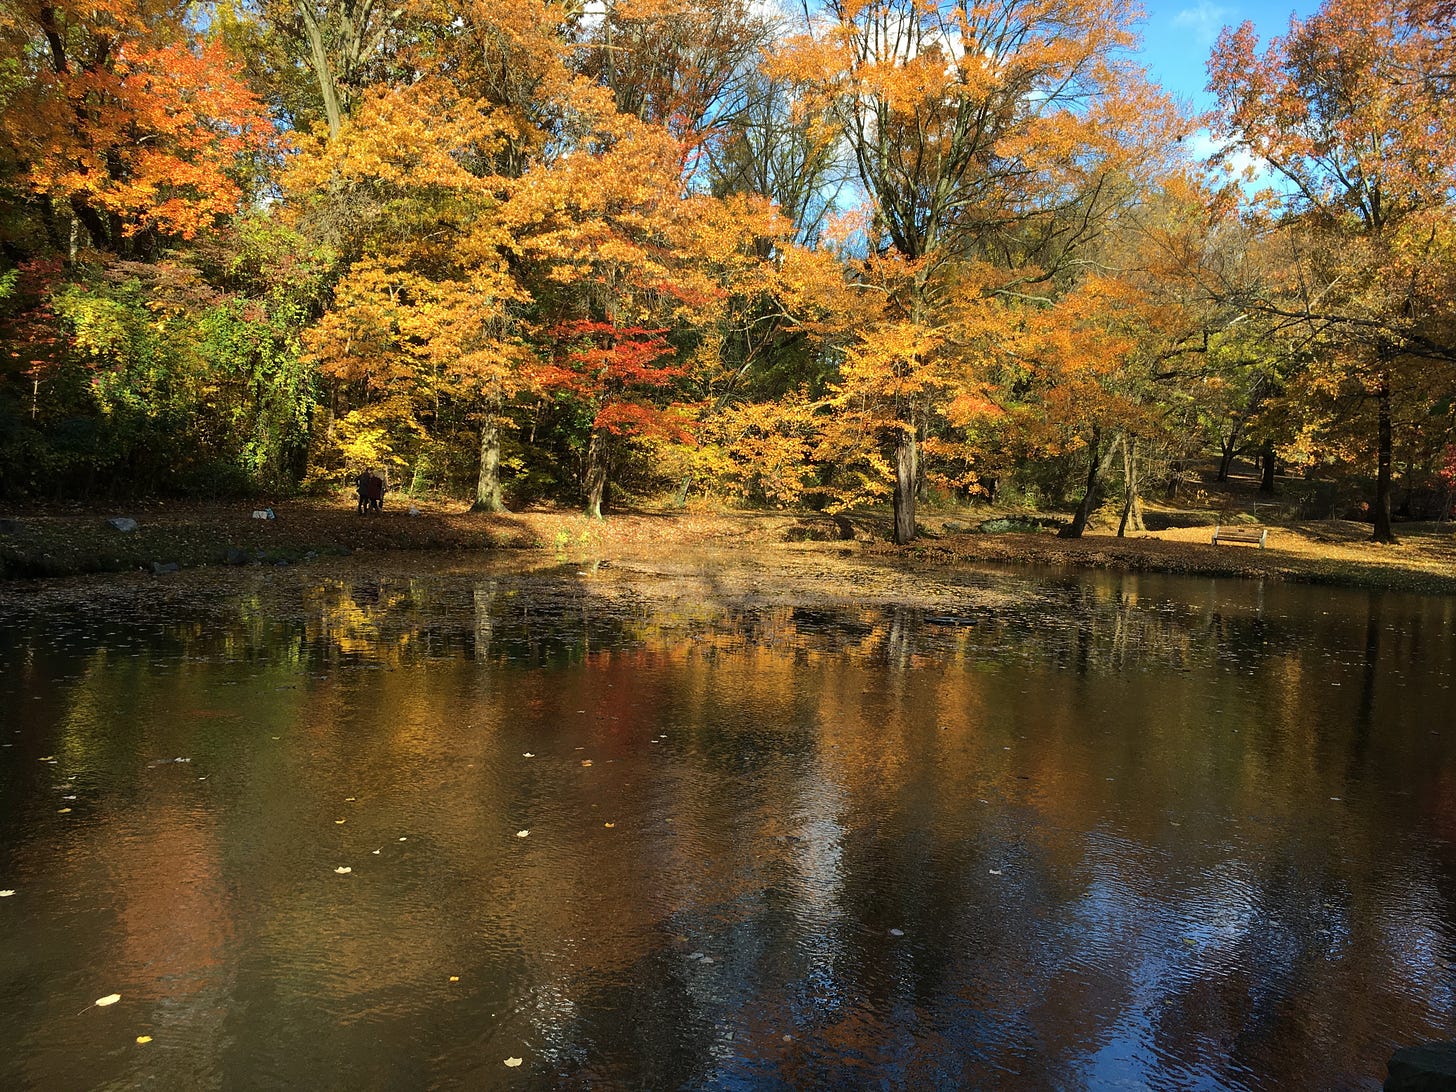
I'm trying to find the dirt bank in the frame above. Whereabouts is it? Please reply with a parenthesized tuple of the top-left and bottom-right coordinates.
(1, 497, 1453, 594)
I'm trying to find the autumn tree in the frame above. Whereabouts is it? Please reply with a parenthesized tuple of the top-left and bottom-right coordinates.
(288, 74, 532, 505)
(777, 0, 1169, 543)
(1207, 0, 1456, 542)
(571, 0, 770, 177)
(706, 68, 849, 246)
(0, 0, 275, 257)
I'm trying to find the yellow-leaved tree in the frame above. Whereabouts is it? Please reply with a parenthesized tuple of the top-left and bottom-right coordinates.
(774, 0, 1179, 541)
(1207, 0, 1456, 542)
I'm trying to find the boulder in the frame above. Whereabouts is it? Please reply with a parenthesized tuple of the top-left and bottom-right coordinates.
(107, 517, 139, 533)
(1386, 1042, 1456, 1090)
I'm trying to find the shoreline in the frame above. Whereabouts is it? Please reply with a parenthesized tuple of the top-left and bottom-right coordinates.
(1, 499, 1453, 596)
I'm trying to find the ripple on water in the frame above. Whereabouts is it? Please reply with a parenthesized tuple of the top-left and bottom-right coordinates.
(1, 559, 1453, 1089)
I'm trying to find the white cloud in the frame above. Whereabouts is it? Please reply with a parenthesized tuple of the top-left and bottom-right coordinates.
(1173, 1, 1234, 47)
(1186, 128, 1271, 185)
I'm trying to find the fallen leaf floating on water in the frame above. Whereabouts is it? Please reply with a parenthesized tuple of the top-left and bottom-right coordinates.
(581, 760, 592, 767)
(57, 808, 72, 814)
(504, 1057, 523, 1068)
(372, 849, 381, 855)
(345, 797, 356, 802)
(449, 976, 460, 983)
(988, 869, 1003, 876)
(334, 866, 352, 874)
(516, 830, 530, 838)
(399, 837, 407, 842)
(522, 753, 534, 759)
(96, 994, 121, 1007)
(136, 1036, 152, 1045)
(889, 928, 905, 937)
(335, 819, 346, 825)
(604, 822, 615, 828)
(0, 890, 14, 897)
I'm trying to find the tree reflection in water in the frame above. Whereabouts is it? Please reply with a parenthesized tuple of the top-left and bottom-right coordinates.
(0, 559, 1452, 1089)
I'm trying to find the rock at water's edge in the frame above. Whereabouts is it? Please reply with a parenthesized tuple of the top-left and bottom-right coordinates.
(1386, 1042, 1456, 1090)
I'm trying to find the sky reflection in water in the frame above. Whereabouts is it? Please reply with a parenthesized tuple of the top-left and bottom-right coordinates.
(0, 557, 1454, 1090)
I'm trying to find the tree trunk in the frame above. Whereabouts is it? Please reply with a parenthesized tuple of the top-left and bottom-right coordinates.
(1217, 442, 1235, 482)
(1259, 440, 1276, 494)
(471, 414, 503, 513)
(298, 0, 344, 138)
(1372, 378, 1397, 543)
(671, 471, 692, 508)
(1164, 459, 1181, 499)
(584, 430, 610, 519)
(892, 428, 918, 545)
(1116, 436, 1142, 538)
(1061, 429, 1109, 539)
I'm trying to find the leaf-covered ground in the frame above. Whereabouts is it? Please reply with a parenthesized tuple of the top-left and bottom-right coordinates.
(1, 496, 1453, 594)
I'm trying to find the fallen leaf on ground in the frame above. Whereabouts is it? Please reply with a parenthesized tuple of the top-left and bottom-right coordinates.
(95, 994, 121, 1007)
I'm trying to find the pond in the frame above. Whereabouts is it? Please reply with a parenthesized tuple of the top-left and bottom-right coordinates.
(1, 552, 1454, 1089)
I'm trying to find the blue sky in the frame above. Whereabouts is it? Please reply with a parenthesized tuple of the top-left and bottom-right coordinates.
(1134, 0, 1319, 110)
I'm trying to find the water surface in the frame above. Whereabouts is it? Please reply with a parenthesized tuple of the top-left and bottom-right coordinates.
(1, 553, 1454, 1089)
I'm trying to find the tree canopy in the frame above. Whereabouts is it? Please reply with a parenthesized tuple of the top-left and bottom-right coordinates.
(2, 0, 1454, 541)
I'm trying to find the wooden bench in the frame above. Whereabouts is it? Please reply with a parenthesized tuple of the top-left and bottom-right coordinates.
(1211, 524, 1268, 549)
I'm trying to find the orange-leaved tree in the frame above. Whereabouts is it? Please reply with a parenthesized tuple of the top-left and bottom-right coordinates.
(774, 0, 1164, 542)
(1207, 0, 1456, 542)
(0, 0, 275, 256)
(288, 74, 533, 503)
(539, 321, 691, 517)
(507, 73, 817, 514)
